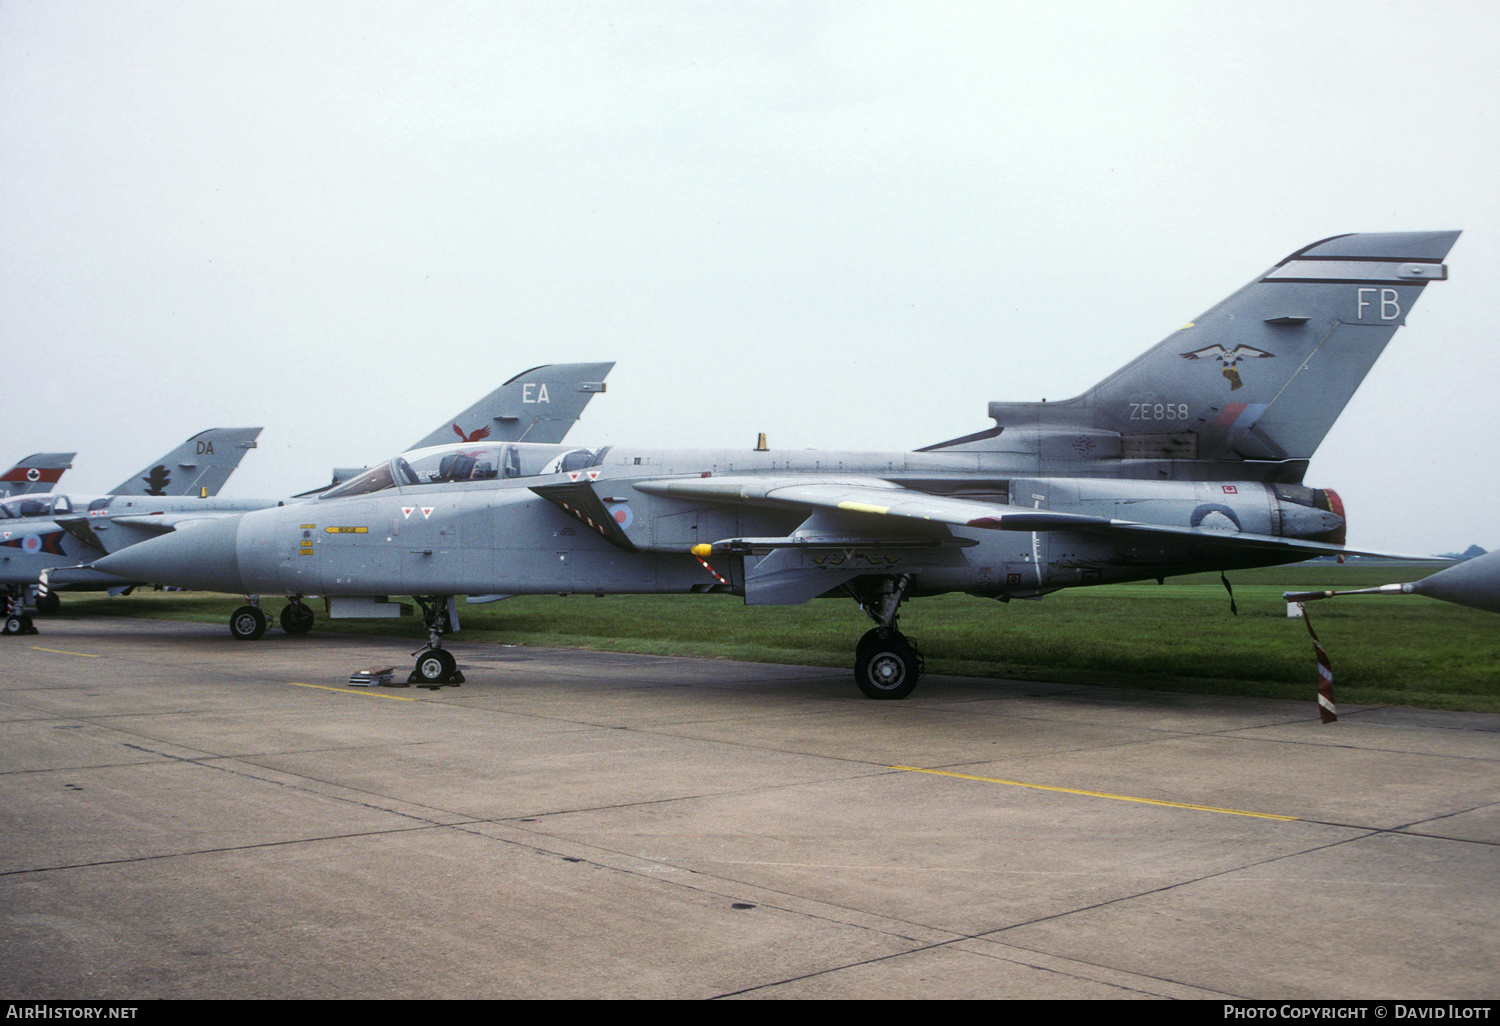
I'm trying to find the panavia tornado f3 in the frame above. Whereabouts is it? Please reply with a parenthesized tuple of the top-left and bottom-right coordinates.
(89, 232, 1460, 697)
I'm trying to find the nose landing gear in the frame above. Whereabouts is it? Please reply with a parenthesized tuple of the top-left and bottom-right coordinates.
(2, 587, 37, 636)
(408, 596, 464, 688)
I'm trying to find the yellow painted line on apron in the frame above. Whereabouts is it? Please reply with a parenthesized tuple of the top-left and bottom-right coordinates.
(289, 682, 417, 701)
(29, 647, 99, 658)
(890, 766, 1298, 821)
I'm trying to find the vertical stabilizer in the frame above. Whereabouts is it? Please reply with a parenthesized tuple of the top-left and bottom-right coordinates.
(0, 453, 75, 498)
(110, 428, 263, 497)
(941, 232, 1459, 479)
(409, 362, 614, 449)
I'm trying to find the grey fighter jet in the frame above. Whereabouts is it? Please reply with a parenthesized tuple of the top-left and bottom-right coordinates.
(0, 453, 75, 498)
(0, 427, 263, 629)
(11, 364, 612, 631)
(88, 232, 1460, 696)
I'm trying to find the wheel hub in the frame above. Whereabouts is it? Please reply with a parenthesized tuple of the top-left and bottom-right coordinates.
(870, 653, 906, 689)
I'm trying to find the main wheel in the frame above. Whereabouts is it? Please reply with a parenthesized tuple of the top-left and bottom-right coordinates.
(279, 602, 315, 635)
(229, 605, 268, 641)
(854, 631, 920, 700)
(414, 648, 456, 684)
(34, 592, 61, 616)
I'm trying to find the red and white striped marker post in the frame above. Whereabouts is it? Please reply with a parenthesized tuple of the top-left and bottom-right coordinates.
(1297, 603, 1337, 723)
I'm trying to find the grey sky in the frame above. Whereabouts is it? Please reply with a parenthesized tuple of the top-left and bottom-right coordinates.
(3, 0, 1497, 552)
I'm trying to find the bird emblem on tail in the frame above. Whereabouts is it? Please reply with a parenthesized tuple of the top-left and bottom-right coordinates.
(1179, 344, 1275, 390)
(452, 424, 492, 442)
(141, 465, 171, 496)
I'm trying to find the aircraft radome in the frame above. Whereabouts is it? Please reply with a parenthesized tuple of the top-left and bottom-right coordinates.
(4, 364, 612, 634)
(87, 232, 1460, 697)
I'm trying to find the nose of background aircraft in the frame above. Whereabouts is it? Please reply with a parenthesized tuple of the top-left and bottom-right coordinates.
(91, 514, 247, 593)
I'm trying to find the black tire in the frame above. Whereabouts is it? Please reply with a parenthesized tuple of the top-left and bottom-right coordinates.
(279, 602, 315, 635)
(854, 632, 920, 700)
(34, 592, 61, 616)
(229, 605, 267, 641)
(2, 615, 23, 636)
(856, 627, 884, 658)
(414, 649, 456, 684)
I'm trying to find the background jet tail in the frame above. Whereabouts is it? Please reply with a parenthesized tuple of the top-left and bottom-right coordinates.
(109, 427, 263, 497)
(936, 232, 1459, 480)
(407, 362, 614, 450)
(0, 452, 75, 497)
(291, 363, 617, 497)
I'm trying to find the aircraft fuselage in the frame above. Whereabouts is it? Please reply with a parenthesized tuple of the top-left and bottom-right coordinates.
(127, 441, 1345, 605)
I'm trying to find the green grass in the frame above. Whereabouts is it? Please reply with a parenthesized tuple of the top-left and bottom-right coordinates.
(51, 562, 1500, 712)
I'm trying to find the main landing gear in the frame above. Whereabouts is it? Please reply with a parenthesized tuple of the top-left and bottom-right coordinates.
(228, 597, 316, 639)
(848, 575, 923, 700)
(409, 596, 464, 688)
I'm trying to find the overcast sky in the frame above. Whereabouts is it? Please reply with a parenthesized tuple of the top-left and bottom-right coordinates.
(3, 0, 1497, 553)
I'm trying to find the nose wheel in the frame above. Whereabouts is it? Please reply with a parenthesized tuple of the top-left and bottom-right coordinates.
(3, 587, 38, 635)
(3, 613, 36, 636)
(406, 596, 464, 688)
(411, 647, 460, 687)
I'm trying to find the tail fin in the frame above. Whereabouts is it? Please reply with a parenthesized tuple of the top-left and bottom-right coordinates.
(0, 452, 74, 497)
(408, 362, 614, 450)
(936, 232, 1459, 480)
(109, 428, 262, 497)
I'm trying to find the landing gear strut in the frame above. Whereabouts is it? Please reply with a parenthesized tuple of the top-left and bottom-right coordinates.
(848, 575, 923, 699)
(408, 596, 464, 688)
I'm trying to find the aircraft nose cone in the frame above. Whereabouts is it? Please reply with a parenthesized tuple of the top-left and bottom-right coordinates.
(91, 515, 247, 593)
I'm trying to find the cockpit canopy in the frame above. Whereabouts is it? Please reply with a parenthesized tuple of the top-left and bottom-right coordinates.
(320, 443, 600, 500)
(0, 494, 73, 519)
